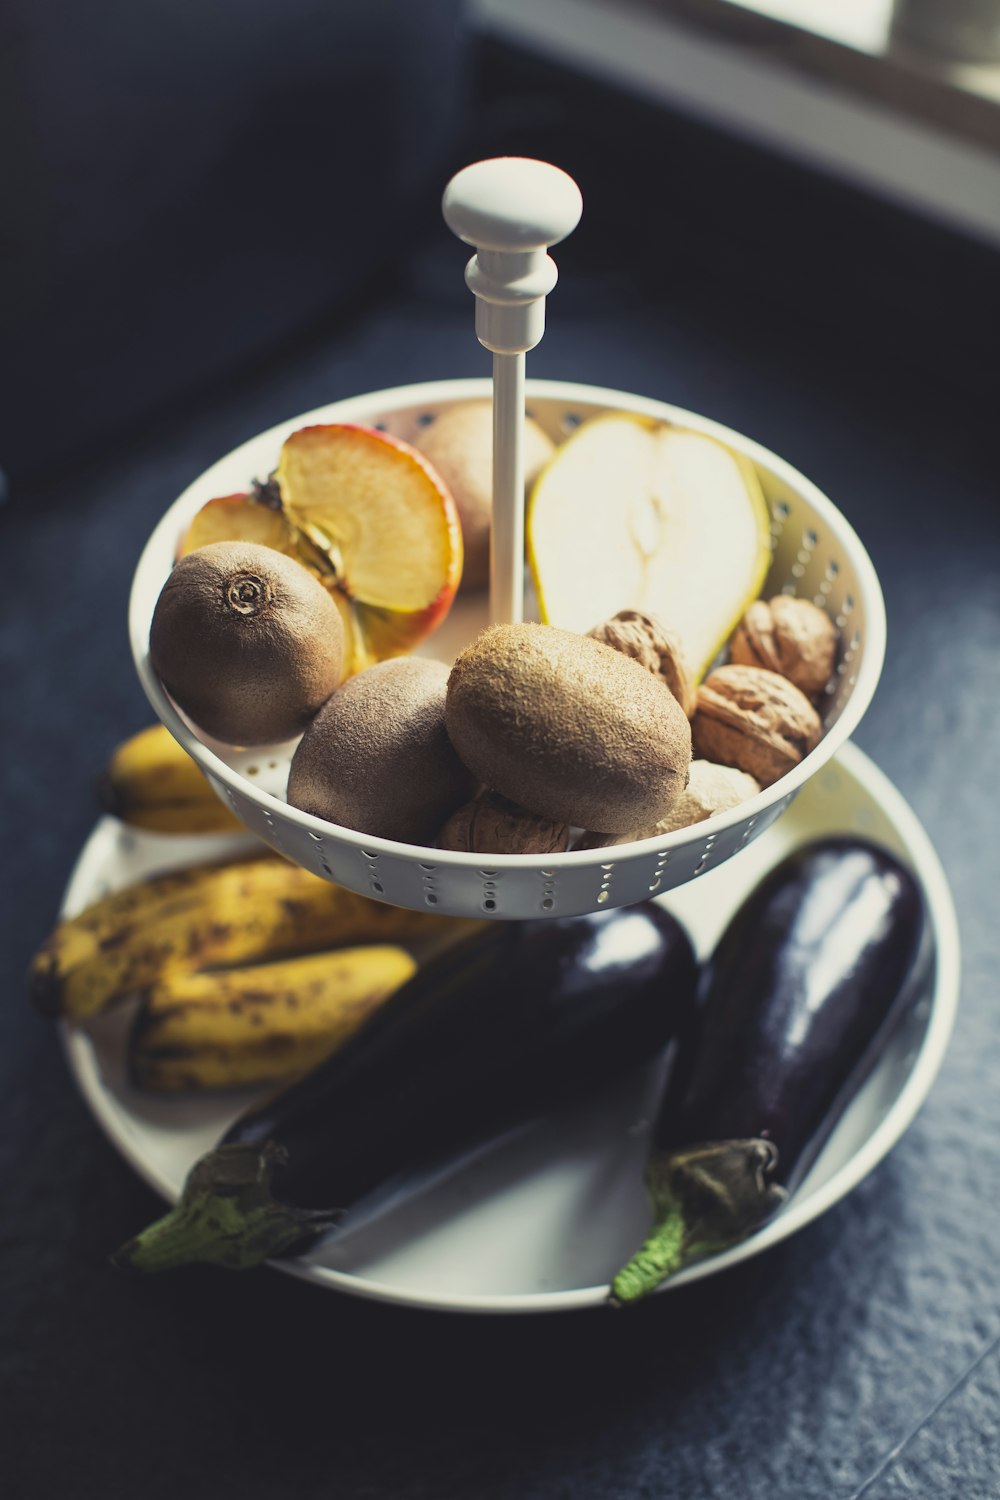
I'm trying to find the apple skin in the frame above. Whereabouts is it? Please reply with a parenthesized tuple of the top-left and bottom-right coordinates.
(349, 580, 462, 671)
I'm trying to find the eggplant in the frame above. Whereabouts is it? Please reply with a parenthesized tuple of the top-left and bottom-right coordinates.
(116, 903, 698, 1272)
(611, 837, 926, 1305)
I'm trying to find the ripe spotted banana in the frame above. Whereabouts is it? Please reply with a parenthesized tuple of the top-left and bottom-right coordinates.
(129, 946, 417, 1091)
(98, 724, 242, 834)
(30, 852, 472, 1020)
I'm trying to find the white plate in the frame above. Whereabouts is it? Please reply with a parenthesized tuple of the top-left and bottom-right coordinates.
(61, 742, 959, 1314)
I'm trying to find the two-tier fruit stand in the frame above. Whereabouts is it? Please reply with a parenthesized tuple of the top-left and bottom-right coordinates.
(59, 160, 959, 1310)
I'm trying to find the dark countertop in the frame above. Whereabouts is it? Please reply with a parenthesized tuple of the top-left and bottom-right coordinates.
(4, 42, 1000, 1500)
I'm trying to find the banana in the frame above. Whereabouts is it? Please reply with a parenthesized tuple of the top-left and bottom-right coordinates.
(129, 946, 417, 1091)
(98, 724, 242, 834)
(30, 852, 472, 1020)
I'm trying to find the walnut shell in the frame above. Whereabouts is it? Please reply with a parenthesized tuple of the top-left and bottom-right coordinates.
(439, 792, 570, 855)
(577, 760, 759, 847)
(692, 665, 822, 786)
(730, 596, 837, 702)
(588, 610, 696, 717)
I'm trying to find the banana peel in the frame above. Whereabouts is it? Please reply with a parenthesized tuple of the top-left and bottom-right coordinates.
(98, 724, 242, 835)
(30, 852, 474, 1021)
(129, 946, 417, 1091)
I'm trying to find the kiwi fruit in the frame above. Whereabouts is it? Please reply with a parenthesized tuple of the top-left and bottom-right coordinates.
(415, 400, 555, 590)
(287, 657, 476, 844)
(446, 623, 692, 836)
(149, 541, 343, 746)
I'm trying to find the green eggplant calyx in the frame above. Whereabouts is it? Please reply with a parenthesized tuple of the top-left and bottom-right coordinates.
(609, 1138, 787, 1306)
(111, 1142, 340, 1273)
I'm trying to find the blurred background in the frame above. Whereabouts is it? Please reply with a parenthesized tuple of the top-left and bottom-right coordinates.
(4, 5, 1000, 1500)
(3, 0, 1000, 486)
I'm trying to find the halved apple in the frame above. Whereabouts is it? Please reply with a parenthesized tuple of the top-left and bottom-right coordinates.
(527, 413, 772, 681)
(178, 425, 463, 675)
(179, 492, 296, 559)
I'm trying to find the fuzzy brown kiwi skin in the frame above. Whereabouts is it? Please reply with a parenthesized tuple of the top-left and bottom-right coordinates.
(445, 624, 692, 837)
(287, 657, 477, 846)
(149, 541, 344, 747)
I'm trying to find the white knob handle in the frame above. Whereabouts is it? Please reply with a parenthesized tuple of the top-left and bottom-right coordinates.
(442, 157, 583, 355)
(443, 157, 582, 628)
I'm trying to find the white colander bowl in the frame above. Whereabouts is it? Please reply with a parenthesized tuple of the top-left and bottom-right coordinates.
(129, 377, 885, 919)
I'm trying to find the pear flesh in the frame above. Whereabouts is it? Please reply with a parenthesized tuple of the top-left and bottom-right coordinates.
(528, 416, 771, 681)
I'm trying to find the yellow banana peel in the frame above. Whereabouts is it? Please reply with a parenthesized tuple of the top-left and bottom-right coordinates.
(129, 946, 417, 1091)
(31, 853, 472, 1020)
(98, 724, 242, 835)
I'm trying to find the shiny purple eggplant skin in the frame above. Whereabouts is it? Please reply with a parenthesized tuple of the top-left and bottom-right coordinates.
(610, 836, 926, 1304)
(114, 903, 698, 1272)
(656, 836, 925, 1188)
(234, 903, 698, 1214)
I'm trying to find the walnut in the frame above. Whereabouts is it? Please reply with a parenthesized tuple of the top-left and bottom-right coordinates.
(577, 760, 759, 847)
(730, 596, 837, 702)
(588, 610, 696, 717)
(692, 665, 822, 787)
(438, 792, 570, 855)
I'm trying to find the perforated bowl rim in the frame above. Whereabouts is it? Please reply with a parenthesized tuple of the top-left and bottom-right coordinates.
(129, 377, 887, 874)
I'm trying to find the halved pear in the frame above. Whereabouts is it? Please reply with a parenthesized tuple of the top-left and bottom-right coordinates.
(527, 413, 772, 681)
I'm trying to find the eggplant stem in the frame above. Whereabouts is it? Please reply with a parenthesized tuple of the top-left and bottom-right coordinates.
(609, 1201, 689, 1305)
(609, 1138, 787, 1306)
(111, 1142, 339, 1273)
